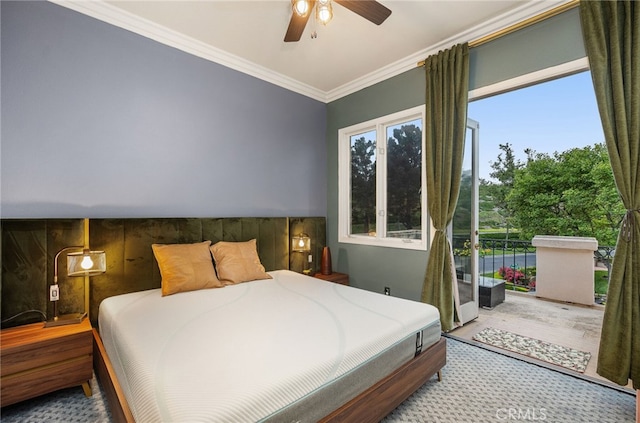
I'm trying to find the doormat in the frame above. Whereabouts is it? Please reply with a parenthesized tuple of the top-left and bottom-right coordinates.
(472, 327, 591, 373)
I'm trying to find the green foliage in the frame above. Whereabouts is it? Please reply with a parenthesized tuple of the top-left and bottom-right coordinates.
(506, 143, 623, 245)
(350, 135, 376, 234)
(505, 283, 532, 293)
(453, 239, 473, 256)
(386, 124, 422, 230)
(453, 170, 472, 234)
(479, 183, 505, 229)
(483, 143, 523, 236)
(594, 270, 609, 295)
(350, 123, 423, 235)
(479, 232, 523, 241)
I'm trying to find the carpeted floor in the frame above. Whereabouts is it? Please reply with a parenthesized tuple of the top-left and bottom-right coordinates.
(0, 372, 112, 422)
(1, 337, 635, 422)
(385, 336, 634, 423)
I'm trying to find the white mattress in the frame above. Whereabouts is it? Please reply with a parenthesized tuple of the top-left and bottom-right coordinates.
(99, 270, 441, 422)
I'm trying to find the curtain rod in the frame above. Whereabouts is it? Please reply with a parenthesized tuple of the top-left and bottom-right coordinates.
(416, 0, 580, 67)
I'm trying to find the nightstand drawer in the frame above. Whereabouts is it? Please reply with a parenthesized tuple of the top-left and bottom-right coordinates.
(314, 272, 349, 286)
(1, 331, 93, 376)
(0, 318, 93, 406)
(1, 355, 93, 406)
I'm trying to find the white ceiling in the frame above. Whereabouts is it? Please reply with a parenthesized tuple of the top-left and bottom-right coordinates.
(52, 0, 570, 102)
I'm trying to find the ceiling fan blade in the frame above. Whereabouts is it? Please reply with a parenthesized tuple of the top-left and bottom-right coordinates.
(335, 0, 391, 25)
(284, 1, 316, 42)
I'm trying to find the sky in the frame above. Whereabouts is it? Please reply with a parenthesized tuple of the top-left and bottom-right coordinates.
(467, 71, 605, 181)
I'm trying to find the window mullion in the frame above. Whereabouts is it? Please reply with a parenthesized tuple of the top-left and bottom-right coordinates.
(377, 124, 387, 240)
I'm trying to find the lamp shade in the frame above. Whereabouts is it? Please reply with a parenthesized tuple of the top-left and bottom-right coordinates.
(67, 250, 106, 276)
(292, 234, 311, 252)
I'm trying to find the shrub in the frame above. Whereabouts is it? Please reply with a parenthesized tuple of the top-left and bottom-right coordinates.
(498, 266, 526, 284)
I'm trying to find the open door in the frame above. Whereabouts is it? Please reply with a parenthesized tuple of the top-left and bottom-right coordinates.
(451, 118, 480, 325)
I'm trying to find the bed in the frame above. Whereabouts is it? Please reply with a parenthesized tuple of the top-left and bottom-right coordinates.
(86, 218, 446, 422)
(95, 270, 444, 422)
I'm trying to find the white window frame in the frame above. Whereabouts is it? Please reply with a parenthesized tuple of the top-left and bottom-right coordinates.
(338, 105, 428, 250)
(468, 57, 589, 100)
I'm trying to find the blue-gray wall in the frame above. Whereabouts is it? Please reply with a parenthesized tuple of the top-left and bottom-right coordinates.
(469, 7, 584, 91)
(2, 1, 586, 302)
(1, 1, 326, 218)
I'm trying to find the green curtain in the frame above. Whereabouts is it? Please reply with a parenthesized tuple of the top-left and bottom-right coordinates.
(580, 1, 639, 390)
(421, 43, 470, 332)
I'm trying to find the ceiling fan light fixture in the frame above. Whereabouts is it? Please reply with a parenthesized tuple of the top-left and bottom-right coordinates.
(316, 0, 333, 25)
(284, 0, 390, 42)
(292, 0, 310, 18)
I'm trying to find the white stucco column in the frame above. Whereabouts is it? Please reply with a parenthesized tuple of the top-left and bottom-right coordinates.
(531, 236, 598, 306)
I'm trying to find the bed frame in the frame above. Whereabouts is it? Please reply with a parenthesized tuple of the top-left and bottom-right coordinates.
(93, 328, 446, 423)
(84, 217, 447, 421)
(0, 217, 444, 421)
(1, 217, 446, 420)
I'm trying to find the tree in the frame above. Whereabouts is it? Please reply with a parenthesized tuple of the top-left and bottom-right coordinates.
(478, 180, 506, 229)
(350, 136, 376, 234)
(453, 169, 472, 235)
(387, 124, 422, 230)
(485, 143, 523, 238)
(507, 143, 624, 245)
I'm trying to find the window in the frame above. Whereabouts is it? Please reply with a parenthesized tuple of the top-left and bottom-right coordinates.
(338, 105, 427, 250)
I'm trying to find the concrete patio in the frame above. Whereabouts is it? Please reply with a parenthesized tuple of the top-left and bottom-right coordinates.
(450, 290, 635, 391)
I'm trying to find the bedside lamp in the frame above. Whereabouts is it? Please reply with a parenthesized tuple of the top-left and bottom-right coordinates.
(292, 233, 312, 274)
(66, 249, 106, 277)
(46, 247, 106, 327)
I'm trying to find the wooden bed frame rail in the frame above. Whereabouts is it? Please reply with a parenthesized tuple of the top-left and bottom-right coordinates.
(320, 337, 446, 422)
(93, 329, 446, 423)
(93, 329, 135, 423)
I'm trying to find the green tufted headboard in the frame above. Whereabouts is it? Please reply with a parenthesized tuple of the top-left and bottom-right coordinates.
(1, 217, 326, 328)
(1, 219, 86, 327)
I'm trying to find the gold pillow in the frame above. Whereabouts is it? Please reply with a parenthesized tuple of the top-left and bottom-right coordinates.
(152, 241, 224, 296)
(210, 239, 271, 284)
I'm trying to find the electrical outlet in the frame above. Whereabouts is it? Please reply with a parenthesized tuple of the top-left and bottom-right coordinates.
(384, 287, 391, 296)
(50, 284, 59, 301)
(308, 254, 312, 263)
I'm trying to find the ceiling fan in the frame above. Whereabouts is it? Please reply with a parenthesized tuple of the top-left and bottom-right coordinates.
(284, 0, 392, 42)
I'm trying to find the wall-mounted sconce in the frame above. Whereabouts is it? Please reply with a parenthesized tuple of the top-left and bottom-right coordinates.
(45, 247, 106, 327)
(292, 233, 312, 274)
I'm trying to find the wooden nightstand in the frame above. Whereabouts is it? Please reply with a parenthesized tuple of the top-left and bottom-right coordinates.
(314, 272, 349, 286)
(1, 318, 93, 407)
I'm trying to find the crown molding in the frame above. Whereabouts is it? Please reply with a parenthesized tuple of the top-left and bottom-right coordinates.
(50, 0, 573, 104)
(326, 0, 571, 102)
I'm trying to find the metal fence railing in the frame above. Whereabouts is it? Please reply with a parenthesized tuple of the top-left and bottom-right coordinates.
(594, 245, 615, 272)
(452, 235, 615, 292)
(476, 238, 537, 279)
